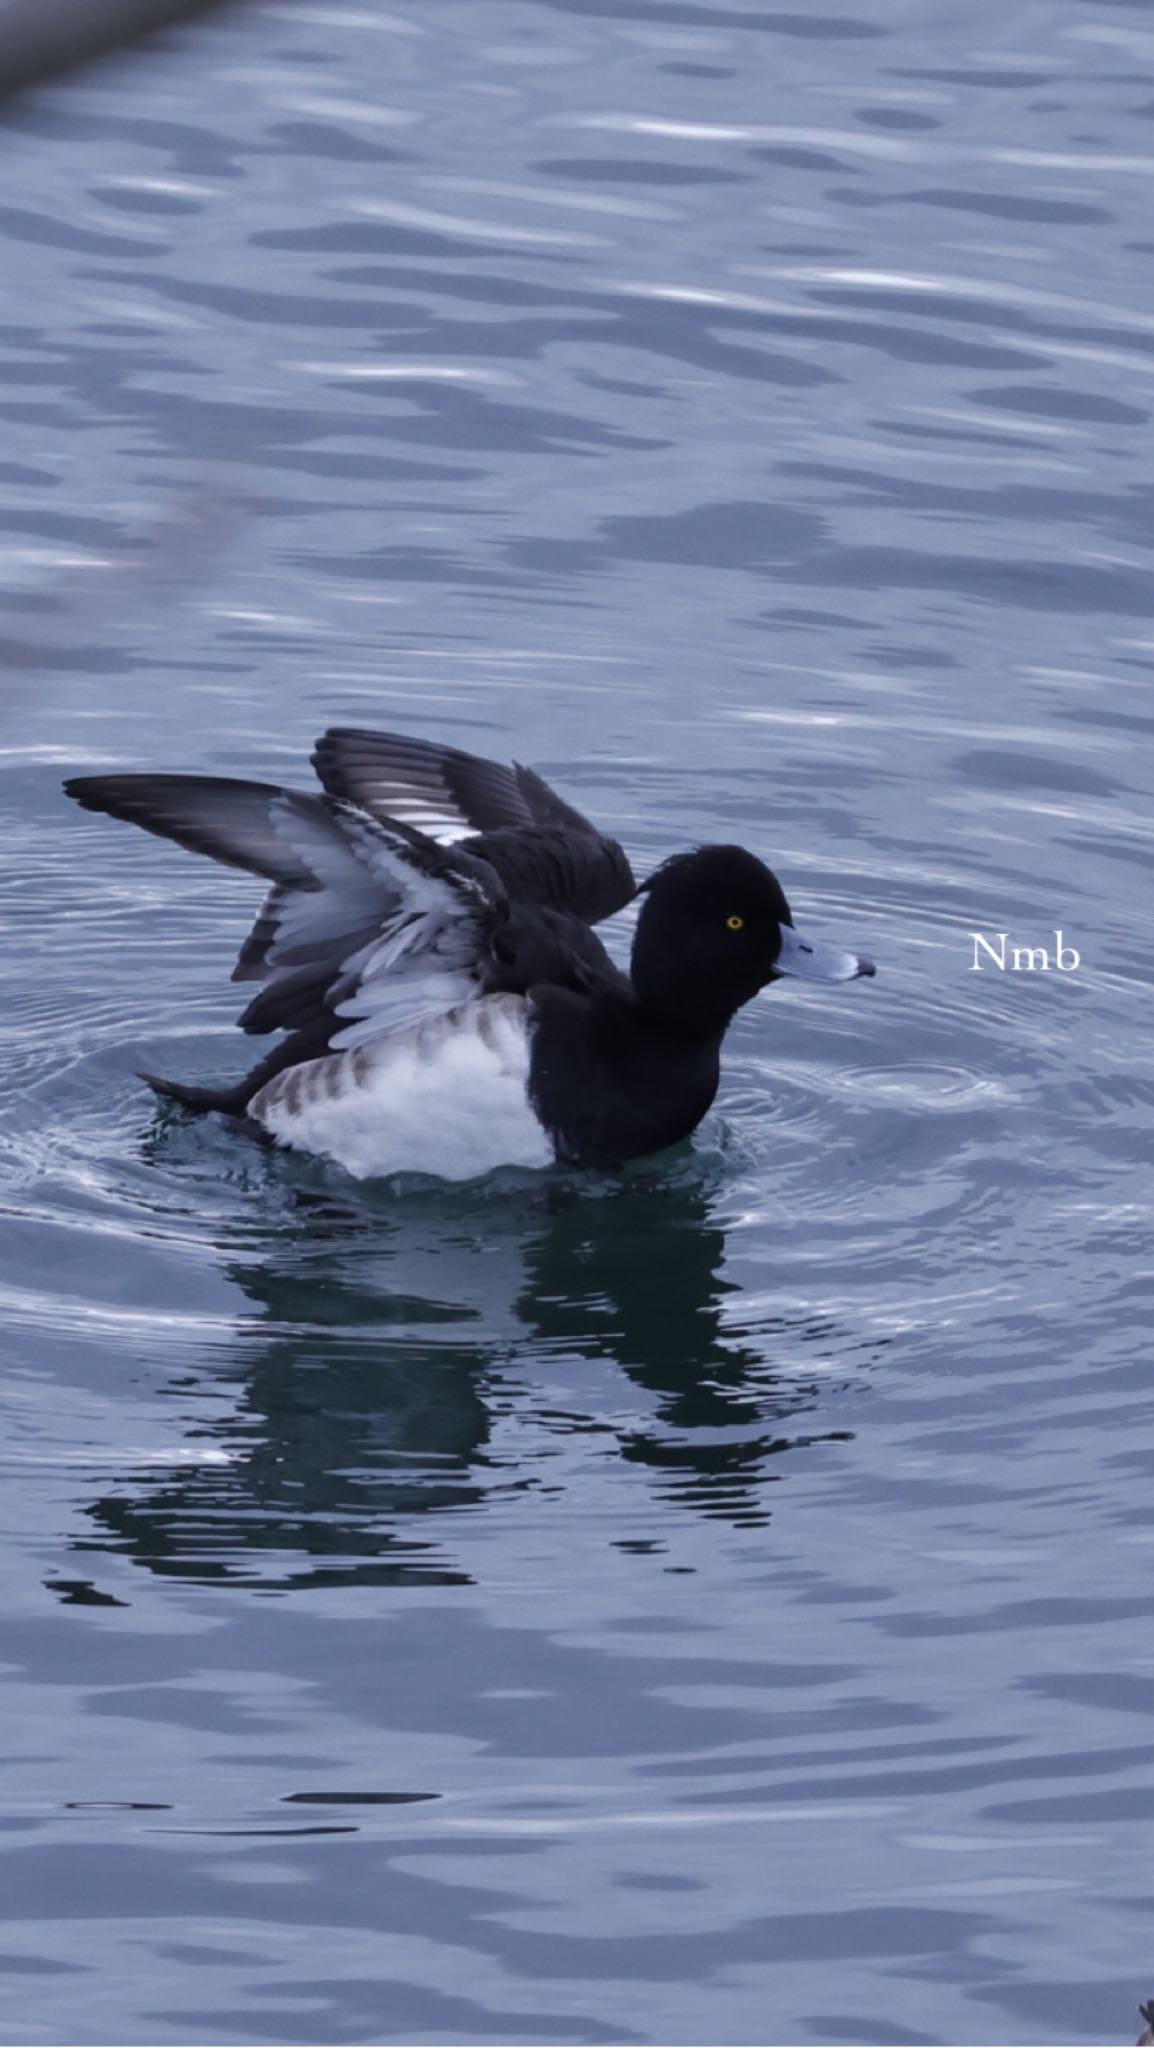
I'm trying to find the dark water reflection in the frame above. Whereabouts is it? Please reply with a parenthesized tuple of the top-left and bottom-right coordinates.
(2, 0, 1154, 2041)
(81, 1174, 859, 1592)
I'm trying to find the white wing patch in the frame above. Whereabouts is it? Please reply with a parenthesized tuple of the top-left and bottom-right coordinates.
(264, 796, 462, 968)
(249, 994, 553, 1182)
(326, 871, 484, 1050)
(236, 796, 494, 1043)
(340, 781, 476, 846)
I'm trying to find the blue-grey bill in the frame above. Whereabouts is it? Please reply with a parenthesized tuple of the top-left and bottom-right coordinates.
(775, 925, 876, 982)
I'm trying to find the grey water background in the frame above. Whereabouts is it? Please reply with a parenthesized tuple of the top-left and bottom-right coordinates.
(1, 0, 1153, 2040)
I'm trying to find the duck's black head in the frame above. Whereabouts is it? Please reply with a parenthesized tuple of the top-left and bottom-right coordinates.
(632, 844, 875, 1037)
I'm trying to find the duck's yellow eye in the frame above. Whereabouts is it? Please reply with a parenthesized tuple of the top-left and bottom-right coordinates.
(726, 914, 745, 931)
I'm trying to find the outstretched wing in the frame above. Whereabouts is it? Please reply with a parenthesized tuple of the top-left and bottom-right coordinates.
(312, 727, 636, 922)
(311, 726, 599, 842)
(64, 772, 504, 1047)
(64, 774, 317, 883)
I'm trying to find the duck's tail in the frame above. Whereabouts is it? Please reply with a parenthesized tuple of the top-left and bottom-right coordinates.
(139, 1070, 254, 1117)
(138, 1024, 334, 1122)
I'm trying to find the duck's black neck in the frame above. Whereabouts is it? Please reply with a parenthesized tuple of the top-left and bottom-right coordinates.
(632, 991, 732, 1046)
(629, 947, 741, 1043)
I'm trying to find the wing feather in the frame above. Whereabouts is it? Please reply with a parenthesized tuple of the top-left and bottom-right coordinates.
(66, 770, 504, 1049)
(237, 799, 500, 1042)
(313, 727, 604, 843)
(311, 727, 636, 921)
(63, 774, 316, 883)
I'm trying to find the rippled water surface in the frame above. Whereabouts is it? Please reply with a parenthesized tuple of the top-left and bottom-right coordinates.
(2, 1, 1154, 2042)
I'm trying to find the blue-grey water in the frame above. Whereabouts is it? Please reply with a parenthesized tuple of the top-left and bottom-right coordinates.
(1, 1, 1153, 2042)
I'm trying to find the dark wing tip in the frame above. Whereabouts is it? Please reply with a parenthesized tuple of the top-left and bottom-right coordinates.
(309, 726, 347, 776)
(64, 774, 117, 810)
(60, 772, 320, 885)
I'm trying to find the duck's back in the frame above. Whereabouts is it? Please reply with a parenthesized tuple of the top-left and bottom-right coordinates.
(469, 825, 634, 925)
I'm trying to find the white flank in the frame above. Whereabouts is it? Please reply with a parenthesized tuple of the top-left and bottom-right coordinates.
(249, 994, 553, 1182)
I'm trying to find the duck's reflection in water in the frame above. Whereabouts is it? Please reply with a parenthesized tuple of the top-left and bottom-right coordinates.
(78, 1169, 855, 1590)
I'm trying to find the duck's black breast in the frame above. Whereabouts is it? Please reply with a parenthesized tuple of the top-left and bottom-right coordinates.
(526, 985, 723, 1169)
